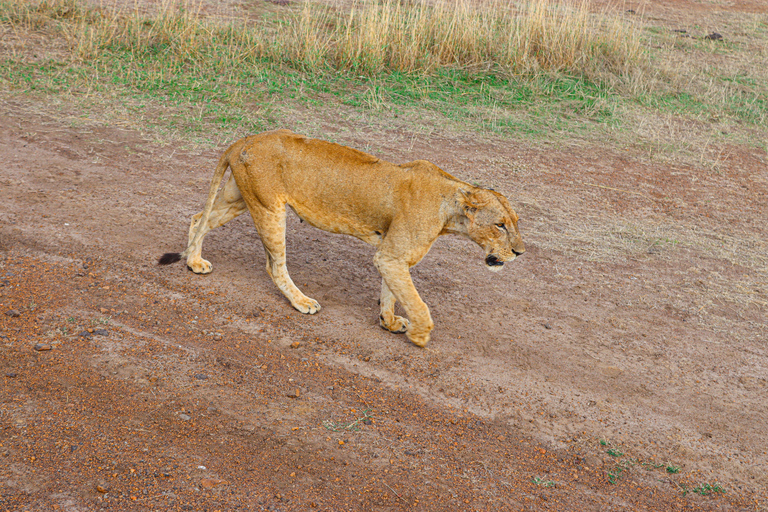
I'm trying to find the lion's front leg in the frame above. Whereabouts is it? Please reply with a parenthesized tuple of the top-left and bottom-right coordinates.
(374, 253, 433, 348)
(379, 278, 409, 334)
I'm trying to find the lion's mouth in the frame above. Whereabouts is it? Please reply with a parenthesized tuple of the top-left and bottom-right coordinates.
(485, 255, 505, 268)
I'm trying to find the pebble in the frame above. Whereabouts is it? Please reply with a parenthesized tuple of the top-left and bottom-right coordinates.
(34, 343, 52, 351)
(96, 484, 109, 493)
(92, 329, 108, 336)
(179, 413, 192, 421)
(200, 478, 226, 489)
(5, 309, 20, 318)
(5, 372, 17, 378)
(290, 341, 301, 349)
(78, 331, 93, 338)
(194, 373, 209, 380)
(287, 388, 301, 399)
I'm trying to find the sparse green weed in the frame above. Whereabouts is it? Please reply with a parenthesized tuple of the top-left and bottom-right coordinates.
(322, 409, 373, 432)
(532, 476, 556, 487)
(692, 482, 725, 496)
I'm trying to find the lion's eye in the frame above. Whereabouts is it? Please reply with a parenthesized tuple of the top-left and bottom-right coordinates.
(495, 223, 507, 232)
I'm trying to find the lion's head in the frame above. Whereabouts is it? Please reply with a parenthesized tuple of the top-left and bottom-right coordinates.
(460, 188, 525, 272)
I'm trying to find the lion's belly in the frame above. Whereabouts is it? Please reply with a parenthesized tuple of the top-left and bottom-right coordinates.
(287, 200, 386, 246)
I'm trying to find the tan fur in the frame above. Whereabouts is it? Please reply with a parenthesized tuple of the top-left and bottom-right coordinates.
(163, 130, 524, 347)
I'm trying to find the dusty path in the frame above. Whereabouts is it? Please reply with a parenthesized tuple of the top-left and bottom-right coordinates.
(1, 95, 766, 511)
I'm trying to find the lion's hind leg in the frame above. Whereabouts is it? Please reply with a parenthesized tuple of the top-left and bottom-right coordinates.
(251, 206, 321, 314)
(185, 175, 247, 274)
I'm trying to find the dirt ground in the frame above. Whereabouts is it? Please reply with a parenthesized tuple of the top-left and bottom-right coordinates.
(1, 1, 768, 511)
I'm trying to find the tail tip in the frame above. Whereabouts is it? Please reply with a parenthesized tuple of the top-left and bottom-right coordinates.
(158, 253, 182, 265)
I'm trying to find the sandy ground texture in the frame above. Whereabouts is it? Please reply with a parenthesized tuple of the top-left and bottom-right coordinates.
(1, 95, 767, 511)
(1, 2, 767, 510)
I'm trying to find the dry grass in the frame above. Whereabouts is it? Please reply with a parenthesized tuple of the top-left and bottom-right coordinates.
(288, 0, 644, 80)
(0, 0, 645, 81)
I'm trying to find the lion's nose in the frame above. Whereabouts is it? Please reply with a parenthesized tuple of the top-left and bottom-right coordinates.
(485, 255, 504, 266)
(512, 248, 525, 256)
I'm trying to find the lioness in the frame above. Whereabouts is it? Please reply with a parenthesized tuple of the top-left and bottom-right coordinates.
(159, 130, 524, 347)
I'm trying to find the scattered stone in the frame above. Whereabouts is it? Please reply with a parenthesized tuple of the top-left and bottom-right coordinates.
(705, 32, 723, 41)
(363, 419, 372, 426)
(213, 334, 223, 342)
(96, 484, 110, 493)
(290, 341, 301, 349)
(363, 356, 371, 362)
(287, 388, 301, 399)
(194, 373, 209, 380)
(0, 280, 9, 287)
(78, 331, 93, 338)
(200, 478, 226, 489)
(34, 343, 52, 351)
(179, 413, 192, 421)
(584, 455, 603, 469)
(600, 365, 623, 378)
(543, 323, 552, 329)
(5, 372, 17, 378)
(149, 376, 158, 383)
(5, 309, 20, 318)
(92, 329, 108, 336)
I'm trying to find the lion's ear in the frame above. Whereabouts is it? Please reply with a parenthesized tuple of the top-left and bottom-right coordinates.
(458, 189, 479, 216)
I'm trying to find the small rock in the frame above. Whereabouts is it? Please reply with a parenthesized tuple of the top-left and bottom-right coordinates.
(5, 372, 17, 378)
(194, 373, 209, 380)
(543, 323, 552, 329)
(78, 331, 93, 338)
(287, 388, 301, 399)
(179, 413, 192, 421)
(200, 478, 226, 489)
(600, 365, 623, 378)
(5, 310, 20, 318)
(584, 455, 603, 469)
(92, 329, 108, 336)
(290, 341, 301, 349)
(96, 484, 109, 493)
(705, 32, 723, 41)
(34, 343, 52, 351)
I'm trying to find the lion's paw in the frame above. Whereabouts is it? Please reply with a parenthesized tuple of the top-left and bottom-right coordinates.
(293, 297, 321, 315)
(407, 331, 430, 348)
(187, 258, 213, 274)
(380, 315, 409, 334)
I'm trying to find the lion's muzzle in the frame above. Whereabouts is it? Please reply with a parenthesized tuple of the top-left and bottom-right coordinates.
(485, 254, 505, 267)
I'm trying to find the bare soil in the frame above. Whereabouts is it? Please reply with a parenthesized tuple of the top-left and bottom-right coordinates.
(1, 2, 767, 511)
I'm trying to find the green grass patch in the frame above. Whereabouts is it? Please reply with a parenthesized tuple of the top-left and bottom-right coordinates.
(0, 0, 766, 156)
